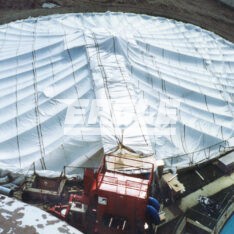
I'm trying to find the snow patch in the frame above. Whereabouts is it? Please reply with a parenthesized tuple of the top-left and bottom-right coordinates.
(0, 196, 82, 233)
(42, 2, 60, 8)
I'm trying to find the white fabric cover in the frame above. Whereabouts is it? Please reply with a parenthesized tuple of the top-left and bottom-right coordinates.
(0, 12, 233, 171)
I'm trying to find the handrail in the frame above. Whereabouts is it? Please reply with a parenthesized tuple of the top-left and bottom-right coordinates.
(103, 154, 154, 185)
(63, 165, 99, 177)
(105, 160, 153, 172)
(217, 194, 234, 221)
(96, 154, 154, 197)
(106, 154, 154, 168)
(214, 194, 234, 233)
(164, 137, 234, 167)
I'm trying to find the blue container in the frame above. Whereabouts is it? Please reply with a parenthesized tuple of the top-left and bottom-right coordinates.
(221, 215, 234, 234)
(148, 196, 160, 211)
(146, 205, 160, 224)
(0, 186, 13, 197)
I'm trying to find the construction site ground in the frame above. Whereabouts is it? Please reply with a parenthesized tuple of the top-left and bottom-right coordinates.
(0, 0, 233, 42)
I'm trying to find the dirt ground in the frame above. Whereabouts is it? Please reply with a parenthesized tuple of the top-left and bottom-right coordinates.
(0, 0, 233, 42)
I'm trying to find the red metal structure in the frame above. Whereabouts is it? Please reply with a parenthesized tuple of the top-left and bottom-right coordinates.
(50, 154, 155, 234)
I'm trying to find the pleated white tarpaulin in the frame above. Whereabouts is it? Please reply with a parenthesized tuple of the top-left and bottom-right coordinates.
(0, 12, 233, 172)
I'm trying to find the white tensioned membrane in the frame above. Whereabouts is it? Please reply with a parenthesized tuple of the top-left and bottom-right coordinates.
(0, 12, 233, 172)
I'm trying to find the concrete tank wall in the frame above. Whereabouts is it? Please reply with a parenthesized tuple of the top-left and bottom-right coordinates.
(219, 0, 234, 7)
